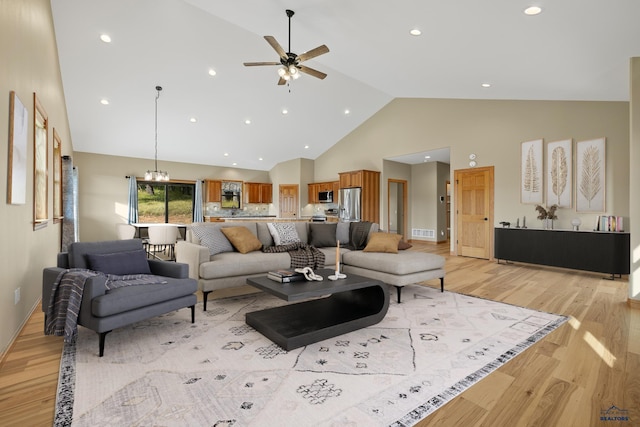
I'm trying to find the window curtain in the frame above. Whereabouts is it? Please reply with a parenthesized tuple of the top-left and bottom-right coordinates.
(193, 179, 204, 223)
(127, 176, 139, 224)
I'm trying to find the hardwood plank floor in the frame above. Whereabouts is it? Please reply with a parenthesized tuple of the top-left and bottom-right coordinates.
(1, 242, 638, 426)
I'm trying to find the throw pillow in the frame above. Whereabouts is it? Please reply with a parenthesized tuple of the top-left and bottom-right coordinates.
(267, 222, 301, 246)
(220, 227, 263, 254)
(190, 223, 234, 256)
(86, 249, 151, 275)
(363, 233, 402, 254)
(309, 223, 337, 247)
(398, 239, 413, 250)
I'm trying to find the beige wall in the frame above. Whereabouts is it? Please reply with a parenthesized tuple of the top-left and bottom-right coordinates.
(630, 58, 640, 300)
(73, 152, 271, 242)
(0, 0, 73, 355)
(315, 98, 630, 248)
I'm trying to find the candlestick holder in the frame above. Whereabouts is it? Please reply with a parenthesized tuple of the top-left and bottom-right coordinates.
(328, 265, 347, 281)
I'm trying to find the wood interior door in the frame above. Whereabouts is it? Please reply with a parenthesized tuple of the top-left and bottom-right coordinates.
(455, 166, 494, 259)
(279, 184, 299, 218)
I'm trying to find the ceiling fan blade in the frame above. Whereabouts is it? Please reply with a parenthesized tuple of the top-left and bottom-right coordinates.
(297, 45, 329, 62)
(264, 36, 287, 60)
(277, 77, 287, 85)
(299, 65, 327, 80)
(243, 61, 281, 67)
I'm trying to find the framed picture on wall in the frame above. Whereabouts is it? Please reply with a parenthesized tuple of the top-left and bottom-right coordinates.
(521, 139, 543, 204)
(576, 137, 606, 212)
(546, 139, 572, 208)
(33, 93, 49, 230)
(7, 91, 28, 205)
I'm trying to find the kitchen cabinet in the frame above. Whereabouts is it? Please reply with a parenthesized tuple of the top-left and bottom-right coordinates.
(339, 170, 380, 224)
(308, 181, 339, 203)
(244, 182, 272, 204)
(205, 180, 222, 202)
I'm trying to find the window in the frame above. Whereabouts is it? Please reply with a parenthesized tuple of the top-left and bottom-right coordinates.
(137, 181, 195, 224)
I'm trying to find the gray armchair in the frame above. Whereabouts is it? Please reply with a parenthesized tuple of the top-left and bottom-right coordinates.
(42, 239, 197, 356)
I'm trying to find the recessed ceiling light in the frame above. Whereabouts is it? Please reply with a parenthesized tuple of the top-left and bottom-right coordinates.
(245, 119, 251, 125)
(99, 34, 111, 43)
(304, 145, 310, 149)
(481, 83, 491, 88)
(232, 162, 237, 166)
(282, 109, 288, 115)
(410, 28, 422, 36)
(100, 98, 109, 105)
(425, 155, 431, 159)
(344, 109, 350, 115)
(258, 157, 263, 161)
(224, 153, 229, 157)
(524, 6, 542, 15)
(189, 117, 197, 123)
(208, 68, 217, 76)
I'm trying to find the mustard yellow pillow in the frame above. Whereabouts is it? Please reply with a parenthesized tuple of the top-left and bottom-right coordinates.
(363, 233, 402, 254)
(220, 227, 263, 254)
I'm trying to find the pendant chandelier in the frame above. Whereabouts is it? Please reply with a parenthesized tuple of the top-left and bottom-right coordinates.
(144, 85, 169, 181)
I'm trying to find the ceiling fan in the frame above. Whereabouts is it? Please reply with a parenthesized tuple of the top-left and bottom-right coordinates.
(243, 9, 329, 85)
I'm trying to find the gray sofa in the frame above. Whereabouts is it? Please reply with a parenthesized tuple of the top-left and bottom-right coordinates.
(42, 239, 197, 356)
(176, 221, 445, 309)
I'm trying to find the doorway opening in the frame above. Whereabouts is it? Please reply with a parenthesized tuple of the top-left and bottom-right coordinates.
(387, 179, 407, 236)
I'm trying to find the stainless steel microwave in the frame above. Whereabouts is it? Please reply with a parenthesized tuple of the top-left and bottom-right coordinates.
(318, 191, 333, 203)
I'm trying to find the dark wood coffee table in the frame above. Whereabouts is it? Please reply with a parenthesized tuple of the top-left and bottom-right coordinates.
(246, 269, 389, 350)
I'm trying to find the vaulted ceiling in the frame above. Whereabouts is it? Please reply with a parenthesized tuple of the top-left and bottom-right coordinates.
(51, 0, 640, 170)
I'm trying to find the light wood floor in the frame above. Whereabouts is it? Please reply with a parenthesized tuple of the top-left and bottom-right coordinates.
(1, 242, 638, 426)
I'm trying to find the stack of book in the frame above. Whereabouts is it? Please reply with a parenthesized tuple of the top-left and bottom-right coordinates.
(594, 215, 624, 232)
(267, 269, 306, 283)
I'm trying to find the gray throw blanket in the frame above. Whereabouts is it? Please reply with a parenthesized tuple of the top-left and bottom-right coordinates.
(348, 221, 373, 250)
(262, 242, 326, 269)
(45, 268, 167, 343)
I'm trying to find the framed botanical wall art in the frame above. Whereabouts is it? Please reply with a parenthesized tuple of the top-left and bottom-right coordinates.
(546, 139, 572, 208)
(521, 139, 543, 204)
(33, 93, 49, 230)
(7, 91, 28, 205)
(576, 137, 606, 212)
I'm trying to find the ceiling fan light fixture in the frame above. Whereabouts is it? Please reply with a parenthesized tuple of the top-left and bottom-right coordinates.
(278, 67, 287, 77)
(289, 65, 298, 74)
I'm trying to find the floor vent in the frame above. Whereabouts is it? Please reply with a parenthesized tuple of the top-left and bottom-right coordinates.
(412, 228, 435, 238)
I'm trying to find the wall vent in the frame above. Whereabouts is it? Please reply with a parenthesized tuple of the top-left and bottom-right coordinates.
(412, 228, 435, 238)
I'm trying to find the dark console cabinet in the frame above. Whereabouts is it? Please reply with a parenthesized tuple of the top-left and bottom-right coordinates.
(494, 228, 630, 277)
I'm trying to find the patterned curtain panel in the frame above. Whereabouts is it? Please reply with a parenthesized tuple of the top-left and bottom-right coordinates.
(127, 176, 138, 224)
(61, 156, 79, 252)
(193, 179, 204, 223)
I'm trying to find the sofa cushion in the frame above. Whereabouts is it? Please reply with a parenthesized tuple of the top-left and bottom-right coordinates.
(200, 252, 291, 279)
(86, 249, 151, 275)
(190, 223, 234, 256)
(309, 223, 337, 247)
(267, 222, 301, 245)
(336, 222, 350, 245)
(68, 240, 143, 269)
(91, 277, 197, 317)
(342, 251, 445, 275)
(363, 233, 402, 254)
(398, 239, 413, 250)
(220, 227, 263, 254)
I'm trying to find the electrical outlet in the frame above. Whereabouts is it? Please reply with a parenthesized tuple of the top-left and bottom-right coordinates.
(14, 287, 20, 305)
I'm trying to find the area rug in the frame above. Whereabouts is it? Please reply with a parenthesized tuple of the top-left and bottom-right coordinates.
(54, 285, 567, 427)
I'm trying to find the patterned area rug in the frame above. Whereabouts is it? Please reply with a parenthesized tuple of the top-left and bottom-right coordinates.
(55, 285, 566, 426)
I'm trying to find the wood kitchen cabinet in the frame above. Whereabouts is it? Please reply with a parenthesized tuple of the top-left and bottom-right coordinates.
(205, 180, 222, 202)
(244, 182, 272, 203)
(308, 181, 339, 203)
(339, 170, 380, 224)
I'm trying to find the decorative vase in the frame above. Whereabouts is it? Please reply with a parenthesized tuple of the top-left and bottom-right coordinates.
(543, 219, 554, 230)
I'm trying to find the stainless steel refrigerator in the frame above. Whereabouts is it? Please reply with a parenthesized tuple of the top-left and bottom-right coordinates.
(338, 187, 362, 222)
